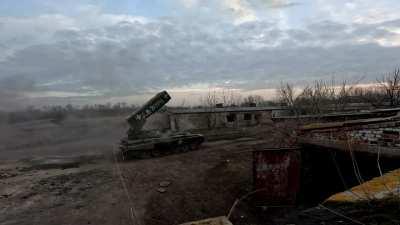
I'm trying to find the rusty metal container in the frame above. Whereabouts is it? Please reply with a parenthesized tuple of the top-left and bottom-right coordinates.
(253, 148, 301, 205)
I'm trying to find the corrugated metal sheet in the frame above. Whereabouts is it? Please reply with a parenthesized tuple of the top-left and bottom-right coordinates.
(300, 114, 400, 132)
(325, 169, 400, 203)
(274, 107, 400, 121)
(253, 148, 301, 205)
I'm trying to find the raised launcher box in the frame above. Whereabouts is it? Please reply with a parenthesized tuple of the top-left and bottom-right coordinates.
(253, 148, 301, 205)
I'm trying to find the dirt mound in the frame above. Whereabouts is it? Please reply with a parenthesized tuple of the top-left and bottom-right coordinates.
(143, 153, 253, 225)
(19, 154, 104, 171)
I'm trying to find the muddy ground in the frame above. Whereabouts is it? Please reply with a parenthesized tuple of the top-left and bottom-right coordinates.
(0, 117, 276, 225)
(1, 116, 399, 225)
(0, 135, 272, 225)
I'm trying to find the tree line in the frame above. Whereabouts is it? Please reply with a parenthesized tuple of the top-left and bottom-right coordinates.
(2, 68, 400, 124)
(277, 68, 400, 115)
(2, 102, 137, 124)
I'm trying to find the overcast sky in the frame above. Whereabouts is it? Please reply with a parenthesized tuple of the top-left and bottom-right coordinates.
(1, 0, 400, 109)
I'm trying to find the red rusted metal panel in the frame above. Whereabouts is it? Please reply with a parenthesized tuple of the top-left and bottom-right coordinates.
(253, 148, 301, 205)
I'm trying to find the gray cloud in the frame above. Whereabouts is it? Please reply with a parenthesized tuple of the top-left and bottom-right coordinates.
(260, 0, 301, 9)
(0, 75, 35, 91)
(0, 75, 36, 110)
(0, 12, 400, 107)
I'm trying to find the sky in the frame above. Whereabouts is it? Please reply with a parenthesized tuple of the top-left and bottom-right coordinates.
(0, 0, 400, 109)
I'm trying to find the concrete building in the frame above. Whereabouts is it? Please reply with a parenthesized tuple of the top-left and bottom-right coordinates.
(168, 106, 286, 131)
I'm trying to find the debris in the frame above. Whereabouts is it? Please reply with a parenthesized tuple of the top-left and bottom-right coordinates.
(157, 187, 167, 193)
(0, 171, 17, 179)
(20, 192, 36, 199)
(159, 181, 171, 187)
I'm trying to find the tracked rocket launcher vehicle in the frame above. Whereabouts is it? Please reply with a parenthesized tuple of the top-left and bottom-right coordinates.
(119, 90, 204, 159)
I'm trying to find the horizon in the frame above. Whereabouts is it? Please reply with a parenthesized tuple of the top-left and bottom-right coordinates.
(1, 0, 400, 109)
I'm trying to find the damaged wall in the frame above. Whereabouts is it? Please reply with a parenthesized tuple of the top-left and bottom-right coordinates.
(170, 111, 273, 131)
(299, 114, 400, 148)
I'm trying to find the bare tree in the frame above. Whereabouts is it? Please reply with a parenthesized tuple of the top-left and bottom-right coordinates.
(278, 79, 359, 115)
(277, 82, 298, 114)
(222, 88, 242, 106)
(332, 80, 361, 111)
(200, 90, 218, 128)
(178, 98, 187, 108)
(377, 68, 400, 107)
(201, 90, 218, 108)
(350, 86, 384, 108)
(296, 80, 334, 114)
(242, 95, 264, 106)
(230, 91, 243, 106)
